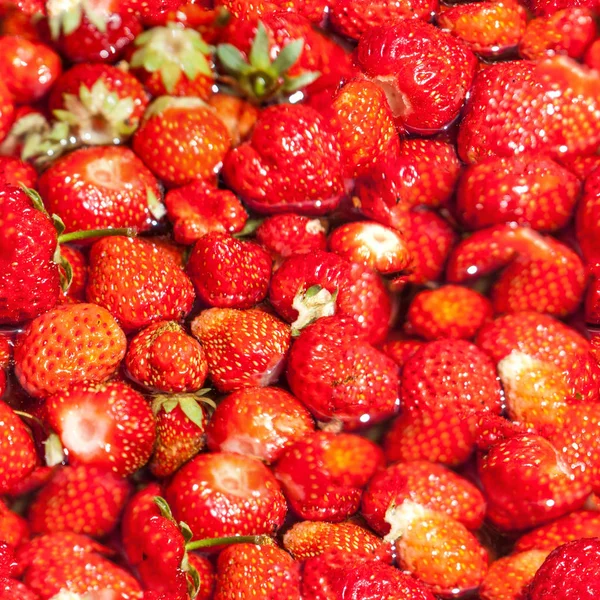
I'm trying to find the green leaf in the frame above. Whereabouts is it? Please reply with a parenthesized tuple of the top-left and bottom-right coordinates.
(55, 248, 73, 293)
(147, 188, 166, 221)
(272, 39, 303, 75)
(160, 63, 181, 94)
(283, 70, 321, 92)
(187, 563, 201, 599)
(179, 521, 194, 544)
(52, 109, 79, 126)
(52, 214, 66, 237)
(61, 5, 84, 36)
(154, 496, 175, 521)
(44, 433, 65, 467)
(217, 44, 252, 75)
(249, 22, 271, 71)
(179, 397, 206, 428)
(20, 186, 47, 214)
(82, 0, 108, 33)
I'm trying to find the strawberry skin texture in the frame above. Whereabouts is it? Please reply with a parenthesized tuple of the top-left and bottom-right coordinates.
(165, 452, 287, 539)
(576, 166, 600, 261)
(223, 104, 345, 215)
(0, 499, 29, 548)
(0, 156, 38, 188)
(0, 578, 39, 599)
(207, 93, 259, 146)
(458, 57, 600, 163)
(87, 236, 196, 332)
(0, 184, 60, 325)
(14, 303, 126, 399)
(57, 245, 88, 304)
(0, 80, 14, 143)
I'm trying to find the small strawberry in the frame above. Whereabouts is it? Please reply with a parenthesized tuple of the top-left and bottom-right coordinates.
(190, 307, 291, 392)
(0, 156, 37, 188)
(86, 236, 196, 332)
(14, 303, 126, 399)
(207, 93, 259, 146)
(45, 380, 156, 477)
(206, 386, 315, 463)
(379, 335, 424, 370)
(165, 452, 287, 539)
(132, 96, 231, 188)
(56, 245, 88, 304)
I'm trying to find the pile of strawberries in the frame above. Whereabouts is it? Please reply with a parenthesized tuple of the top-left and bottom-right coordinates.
(2, 0, 600, 598)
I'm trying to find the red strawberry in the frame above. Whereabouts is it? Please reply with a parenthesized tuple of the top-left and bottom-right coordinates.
(125, 321, 208, 393)
(207, 93, 259, 146)
(0, 333, 10, 399)
(0, 156, 37, 188)
(456, 155, 581, 231)
(523, 0, 599, 17)
(286, 316, 400, 428)
(191, 307, 291, 392)
(576, 165, 600, 260)
(187, 232, 272, 309)
(527, 538, 600, 599)
(585, 38, 600, 69)
(38, 146, 163, 234)
(0, 80, 15, 143)
(14, 303, 126, 399)
(206, 386, 315, 463)
(356, 22, 477, 133)
(379, 335, 424, 370)
(458, 57, 600, 163)
(133, 96, 230, 188)
(165, 452, 287, 539)
(438, 0, 527, 57)
(0, 499, 29, 548)
(57, 245, 88, 304)
(28, 465, 131, 537)
(560, 154, 600, 179)
(165, 179, 248, 246)
(187, 553, 215, 600)
(45, 380, 156, 477)
(274, 431, 384, 522)
(223, 104, 344, 216)
(0, 577, 39, 599)
(86, 236, 196, 332)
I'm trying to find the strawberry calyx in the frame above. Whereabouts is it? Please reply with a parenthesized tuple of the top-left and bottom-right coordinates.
(291, 284, 338, 335)
(151, 389, 217, 427)
(47, 0, 110, 40)
(0, 112, 50, 157)
(216, 21, 320, 104)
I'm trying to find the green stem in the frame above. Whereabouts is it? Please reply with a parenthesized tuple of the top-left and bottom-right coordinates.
(58, 227, 136, 244)
(185, 534, 270, 551)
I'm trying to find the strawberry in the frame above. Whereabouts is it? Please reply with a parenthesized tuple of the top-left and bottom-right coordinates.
(125, 321, 208, 393)
(524, 0, 599, 17)
(165, 452, 287, 539)
(132, 96, 231, 188)
(0, 400, 37, 494)
(0, 499, 29, 548)
(379, 335, 424, 370)
(0, 578, 39, 599)
(45, 380, 156, 477)
(438, 0, 527, 57)
(186, 232, 272, 309)
(560, 154, 600, 179)
(458, 57, 600, 163)
(405, 285, 493, 340)
(14, 303, 126, 399)
(273, 431, 384, 521)
(519, 8, 596, 60)
(223, 104, 344, 215)
(187, 553, 215, 600)
(214, 543, 301, 600)
(0, 79, 14, 143)
(207, 93, 259, 146)
(478, 433, 591, 530)
(0, 156, 37, 188)
(206, 386, 315, 463)
(0, 333, 10, 398)
(585, 261, 600, 324)
(190, 307, 291, 392)
(527, 538, 600, 599)
(86, 236, 196, 332)
(362, 461, 486, 536)
(38, 146, 163, 234)
(576, 165, 600, 260)
(165, 179, 248, 246)
(456, 155, 581, 231)
(356, 22, 477, 133)
(286, 316, 400, 428)
(585, 38, 600, 69)
(28, 465, 131, 537)
(0, 105, 45, 158)
(57, 245, 88, 304)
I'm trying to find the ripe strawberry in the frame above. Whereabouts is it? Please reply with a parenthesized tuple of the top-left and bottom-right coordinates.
(458, 57, 600, 163)
(0, 499, 29, 548)
(0, 333, 10, 398)
(286, 316, 400, 427)
(456, 155, 581, 231)
(560, 154, 600, 179)
(214, 544, 301, 600)
(187, 232, 272, 309)
(14, 303, 126, 399)
(356, 22, 477, 133)
(223, 104, 344, 215)
(188, 553, 215, 600)
(87, 236, 196, 332)
(38, 146, 163, 234)
(379, 335, 424, 370)
(45, 380, 156, 477)
(28, 465, 131, 537)
(527, 538, 600, 599)
(208, 93, 259, 146)
(576, 166, 600, 260)
(523, 0, 599, 17)
(125, 321, 208, 393)
(165, 452, 287, 539)
(0, 156, 37, 188)
(274, 431, 384, 522)
(438, 0, 527, 57)
(585, 38, 600, 69)
(57, 245, 88, 304)
(191, 307, 291, 392)
(133, 96, 230, 188)
(165, 179, 248, 246)
(206, 386, 315, 463)
(0, 578, 39, 600)
(0, 78, 14, 142)
(284, 520, 392, 561)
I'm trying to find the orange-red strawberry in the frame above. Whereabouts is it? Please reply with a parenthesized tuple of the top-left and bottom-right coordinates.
(45, 380, 156, 477)
(86, 236, 196, 332)
(356, 22, 477, 133)
(0, 577, 39, 599)
(0, 156, 37, 188)
(56, 245, 87, 304)
(0, 499, 29, 548)
(165, 179, 248, 246)
(438, 0, 527, 57)
(206, 386, 315, 463)
(125, 321, 208, 393)
(188, 553, 215, 600)
(132, 96, 231, 188)
(165, 452, 287, 539)
(458, 57, 600, 163)
(274, 431, 383, 522)
(524, 0, 599, 17)
(207, 93, 259, 146)
(223, 104, 344, 215)
(191, 307, 291, 392)
(560, 154, 600, 179)
(28, 465, 131, 537)
(576, 166, 600, 260)
(14, 303, 126, 399)
(405, 285, 493, 340)
(456, 155, 581, 231)
(0, 80, 14, 143)
(585, 38, 600, 69)
(379, 335, 424, 370)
